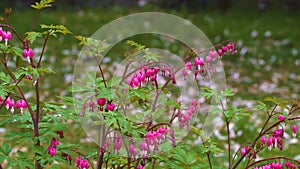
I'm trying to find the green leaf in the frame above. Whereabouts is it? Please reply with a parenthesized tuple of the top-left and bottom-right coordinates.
(224, 104, 248, 121)
(126, 40, 146, 50)
(31, 0, 55, 9)
(222, 88, 235, 97)
(0, 43, 9, 53)
(167, 98, 181, 109)
(2, 142, 12, 155)
(191, 126, 201, 136)
(41, 24, 72, 36)
(75, 35, 88, 46)
(33, 145, 45, 155)
(201, 86, 217, 99)
(25, 31, 42, 44)
(37, 67, 55, 75)
(209, 105, 222, 114)
(255, 100, 267, 110)
(11, 47, 23, 57)
(4, 131, 31, 141)
(0, 155, 6, 163)
(0, 72, 11, 84)
(97, 87, 113, 100)
(6, 158, 18, 168)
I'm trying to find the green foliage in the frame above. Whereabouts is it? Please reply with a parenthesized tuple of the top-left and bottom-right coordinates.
(200, 86, 217, 99)
(31, 0, 55, 10)
(157, 144, 202, 169)
(0, 44, 23, 58)
(224, 104, 249, 121)
(0, 72, 13, 98)
(41, 24, 72, 37)
(25, 31, 43, 44)
(126, 40, 160, 61)
(75, 36, 110, 60)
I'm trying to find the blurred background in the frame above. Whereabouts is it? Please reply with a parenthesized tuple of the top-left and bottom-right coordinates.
(0, 0, 298, 99)
(1, 0, 300, 168)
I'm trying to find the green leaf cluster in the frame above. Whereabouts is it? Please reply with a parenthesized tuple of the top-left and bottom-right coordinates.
(31, 0, 55, 10)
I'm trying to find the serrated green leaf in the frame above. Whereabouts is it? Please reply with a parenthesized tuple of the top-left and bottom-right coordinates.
(191, 126, 201, 136)
(37, 67, 55, 75)
(31, 0, 55, 9)
(126, 40, 146, 50)
(33, 145, 45, 155)
(41, 24, 72, 36)
(25, 31, 42, 44)
(0, 43, 9, 52)
(0, 72, 11, 84)
(201, 86, 217, 99)
(0, 156, 6, 163)
(75, 35, 88, 46)
(2, 142, 12, 155)
(11, 47, 23, 57)
(223, 88, 235, 97)
(255, 100, 267, 110)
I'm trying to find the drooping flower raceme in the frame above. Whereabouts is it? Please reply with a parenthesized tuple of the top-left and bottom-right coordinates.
(114, 135, 122, 151)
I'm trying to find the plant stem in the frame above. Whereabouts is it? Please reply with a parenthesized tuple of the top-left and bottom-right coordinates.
(226, 120, 231, 169)
(30, 9, 42, 32)
(127, 157, 131, 169)
(206, 152, 213, 169)
(97, 150, 103, 169)
(152, 159, 156, 169)
(37, 33, 50, 67)
(0, 24, 24, 43)
(97, 125, 105, 169)
(219, 99, 231, 169)
(199, 133, 213, 169)
(34, 81, 42, 169)
(147, 122, 171, 131)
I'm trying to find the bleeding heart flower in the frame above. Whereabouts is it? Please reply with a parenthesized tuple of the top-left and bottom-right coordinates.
(278, 115, 285, 121)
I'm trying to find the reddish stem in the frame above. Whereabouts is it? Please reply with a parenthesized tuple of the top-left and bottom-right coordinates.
(0, 24, 24, 43)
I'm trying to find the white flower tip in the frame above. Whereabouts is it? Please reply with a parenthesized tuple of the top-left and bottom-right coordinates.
(33, 80, 37, 86)
(268, 146, 272, 151)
